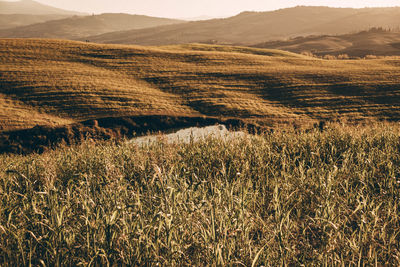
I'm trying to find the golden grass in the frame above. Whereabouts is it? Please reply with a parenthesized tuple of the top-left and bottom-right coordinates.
(1, 123, 400, 265)
(0, 93, 72, 131)
(1, 38, 400, 131)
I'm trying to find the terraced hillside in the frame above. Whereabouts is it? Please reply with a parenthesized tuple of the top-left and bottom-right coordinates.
(1, 38, 400, 132)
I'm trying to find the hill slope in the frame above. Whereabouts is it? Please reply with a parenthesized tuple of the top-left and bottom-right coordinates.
(0, 13, 184, 40)
(1, 39, 400, 132)
(0, 14, 72, 30)
(0, 0, 86, 15)
(254, 29, 400, 57)
(86, 6, 400, 46)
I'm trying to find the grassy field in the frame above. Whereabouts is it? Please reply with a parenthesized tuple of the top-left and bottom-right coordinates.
(2, 38, 400, 133)
(0, 123, 399, 265)
(2, 38, 400, 265)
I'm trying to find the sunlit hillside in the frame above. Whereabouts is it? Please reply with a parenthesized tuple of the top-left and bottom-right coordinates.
(1, 38, 400, 132)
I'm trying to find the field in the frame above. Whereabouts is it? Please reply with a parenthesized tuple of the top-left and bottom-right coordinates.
(1, 123, 400, 265)
(2, 38, 400, 265)
(2, 38, 400, 134)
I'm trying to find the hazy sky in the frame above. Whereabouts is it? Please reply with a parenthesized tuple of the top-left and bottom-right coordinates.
(11, 0, 400, 18)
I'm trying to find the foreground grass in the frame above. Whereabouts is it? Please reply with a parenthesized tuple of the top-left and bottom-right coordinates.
(0, 124, 400, 265)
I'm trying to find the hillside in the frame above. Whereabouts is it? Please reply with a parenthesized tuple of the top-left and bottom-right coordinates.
(0, 14, 71, 30)
(0, 13, 184, 40)
(1, 39, 400, 133)
(0, 0, 86, 15)
(86, 6, 400, 46)
(254, 28, 400, 57)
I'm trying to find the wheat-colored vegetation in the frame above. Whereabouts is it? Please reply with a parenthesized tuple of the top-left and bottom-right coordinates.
(2, 38, 400, 265)
(0, 123, 399, 265)
(1, 38, 400, 132)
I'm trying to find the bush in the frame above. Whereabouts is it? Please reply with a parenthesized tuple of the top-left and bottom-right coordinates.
(337, 54, 350, 59)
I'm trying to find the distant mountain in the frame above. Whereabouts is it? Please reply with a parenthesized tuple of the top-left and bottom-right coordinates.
(180, 15, 227, 21)
(0, 0, 86, 15)
(254, 28, 400, 57)
(0, 13, 184, 40)
(0, 14, 70, 29)
(85, 6, 400, 46)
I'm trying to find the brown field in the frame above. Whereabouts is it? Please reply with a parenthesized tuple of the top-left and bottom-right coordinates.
(1, 39, 400, 265)
(1, 38, 400, 134)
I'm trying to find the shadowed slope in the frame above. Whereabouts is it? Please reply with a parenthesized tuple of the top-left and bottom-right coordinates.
(1, 38, 400, 133)
(0, 115, 258, 154)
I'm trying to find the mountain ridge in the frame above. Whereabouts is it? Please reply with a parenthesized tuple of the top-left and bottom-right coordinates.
(2, 5, 400, 47)
(0, 13, 185, 40)
(0, 0, 87, 15)
(85, 6, 400, 46)
(0, 14, 71, 29)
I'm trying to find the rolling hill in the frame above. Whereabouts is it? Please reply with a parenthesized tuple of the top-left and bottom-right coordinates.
(0, 14, 72, 30)
(254, 28, 400, 57)
(86, 6, 400, 46)
(0, 0, 86, 15)
(1, 38, 400, 134)
(0, 13, 184, 40)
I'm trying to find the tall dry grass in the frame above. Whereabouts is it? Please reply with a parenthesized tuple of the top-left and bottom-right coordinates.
(0, 123, 399, 265)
